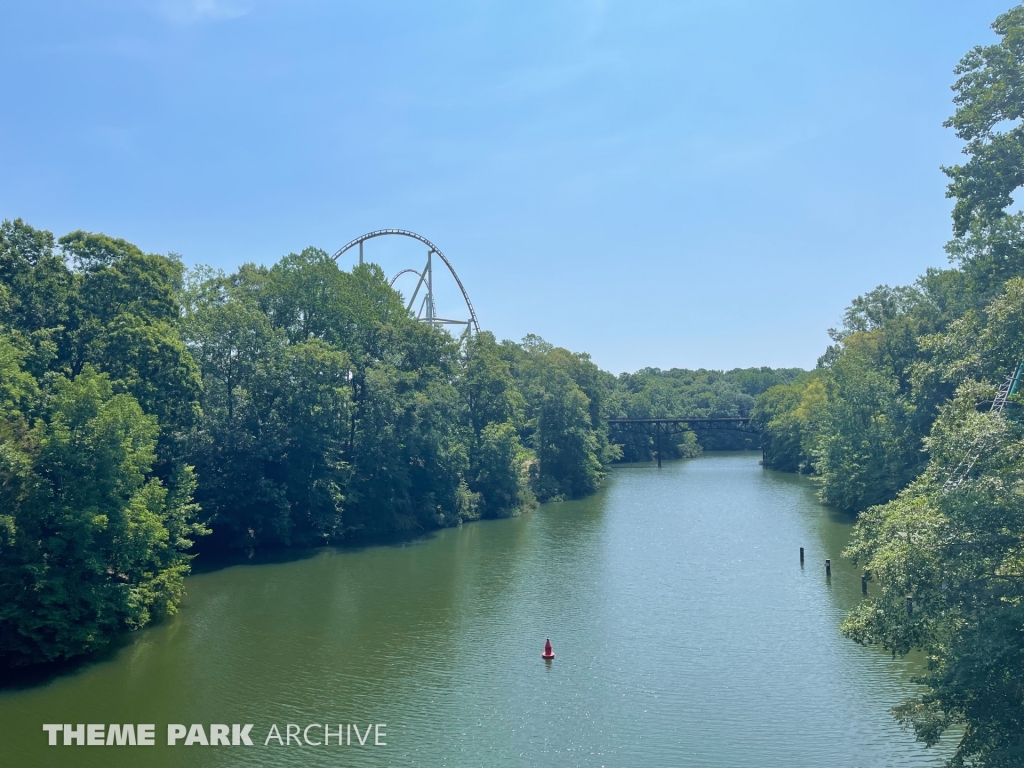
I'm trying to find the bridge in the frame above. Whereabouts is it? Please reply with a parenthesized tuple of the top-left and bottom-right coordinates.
(608, 417, 757, 468)
(332, 231, 763, 470)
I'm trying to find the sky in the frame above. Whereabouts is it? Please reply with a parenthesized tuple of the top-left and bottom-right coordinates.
(0, 1, 1017, 373)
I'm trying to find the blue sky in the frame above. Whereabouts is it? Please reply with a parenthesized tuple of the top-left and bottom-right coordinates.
(0, 1, 1015, 373)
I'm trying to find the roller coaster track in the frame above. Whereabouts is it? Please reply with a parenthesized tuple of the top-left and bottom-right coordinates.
(332, 230, 481, 335)
(942, 361, 1024, 492)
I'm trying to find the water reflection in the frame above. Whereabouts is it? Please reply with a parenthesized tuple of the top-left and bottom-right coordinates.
(0, 452, 948, 767)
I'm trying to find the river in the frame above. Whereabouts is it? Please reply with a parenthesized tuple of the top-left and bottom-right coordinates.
(0, 452, 949, 767)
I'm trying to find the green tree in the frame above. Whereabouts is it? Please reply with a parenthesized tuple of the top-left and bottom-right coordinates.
(815, 332, 925, 512)
(184, 255, 483, 544)
(944, 6, 1024, 237)
(0, 219, 75, 374)
(842, 383, 1024, 767)
(89, 315, 202, 456)
(473, 420, 534, 517)
(0, 368, 204, 668)
(461, 332, 532, 516)
(184, 277, 294, 550)
(69, 237, 183, 328)
(530, 353, 603, 500)
(462, 331, 526, 435)
(274, 339, 352, 541)
(752, 374, 826, 473)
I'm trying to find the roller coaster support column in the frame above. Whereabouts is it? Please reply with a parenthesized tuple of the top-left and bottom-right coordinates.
(1010, 361, 1024, 399)
(426, 249, 434, 327)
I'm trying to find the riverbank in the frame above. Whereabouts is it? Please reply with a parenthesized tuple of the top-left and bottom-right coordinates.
(0, 453, 948, 767)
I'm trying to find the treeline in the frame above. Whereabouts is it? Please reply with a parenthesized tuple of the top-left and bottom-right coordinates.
(611, 366, 802, 460)
(0, 226, 615, 668)
(753, 8, 1024, 766)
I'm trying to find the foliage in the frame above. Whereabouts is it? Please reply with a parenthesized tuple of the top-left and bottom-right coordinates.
(751, 373, 826, 473)
(611, 366, 801, 461)
(473, 420, 535, 517)
(0, 220, 206, 668)
(0, 225, 819, 675)
(944, 6, 1024, 237)
(503, 336, 618, 501)
(814, 332, 926, 513)
(462, 332, 532, 516)
(753, 8, 1024, 764)
(0, 220, 627, 666)
(842, 384, 1024, 767)
(0, 367, 203, 667)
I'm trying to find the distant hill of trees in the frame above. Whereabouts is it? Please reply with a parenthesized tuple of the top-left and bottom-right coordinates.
(610, 366, 803, 460)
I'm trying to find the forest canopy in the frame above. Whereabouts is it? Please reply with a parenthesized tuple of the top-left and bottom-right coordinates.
(752, 6, 1024, 765)
(0, 219, 795, 669)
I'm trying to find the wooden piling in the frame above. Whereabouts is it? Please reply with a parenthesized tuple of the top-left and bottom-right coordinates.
(825, 558, 831, 577)
(800, 547, 804, 564)
(861, 575, 868, 595)
(907, 596, 914, 616)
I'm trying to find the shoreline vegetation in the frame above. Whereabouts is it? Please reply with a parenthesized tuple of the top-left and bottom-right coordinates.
(0, 218, 797, 671)
(752, 7, 1024, 766)
(3, 4, 1023, 764)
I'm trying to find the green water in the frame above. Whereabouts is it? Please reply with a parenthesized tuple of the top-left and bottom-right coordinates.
(0, 452, 949, 767)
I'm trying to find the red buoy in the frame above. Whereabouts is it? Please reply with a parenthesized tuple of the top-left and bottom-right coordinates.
(542, 638, 555, 660)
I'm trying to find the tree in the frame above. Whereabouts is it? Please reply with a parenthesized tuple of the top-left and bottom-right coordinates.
(1, 218, 633, 669)
(530, 354, 603, 500)
(73, 244, 183, 327)
(831, 285, 925, 339)
(944, 6, 1024, 237)
(752, 374, 826, 473)
(184, 276, 295, 550)
(473, 421, 534, 517)
(0, 368, 204, 668)
(815, 332, 925, 513)
(842, 382, 1024, 767)
(89, 314, 202, 459)
(0, 221, 210, 668)
(274, 339, 352, 542)
(0, 219, 75, 373)
(461, 332, 533, 516)
(462, 331, 526, 436)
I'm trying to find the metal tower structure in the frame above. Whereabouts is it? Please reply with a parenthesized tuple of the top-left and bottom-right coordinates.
(332, 230, 480, 339)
